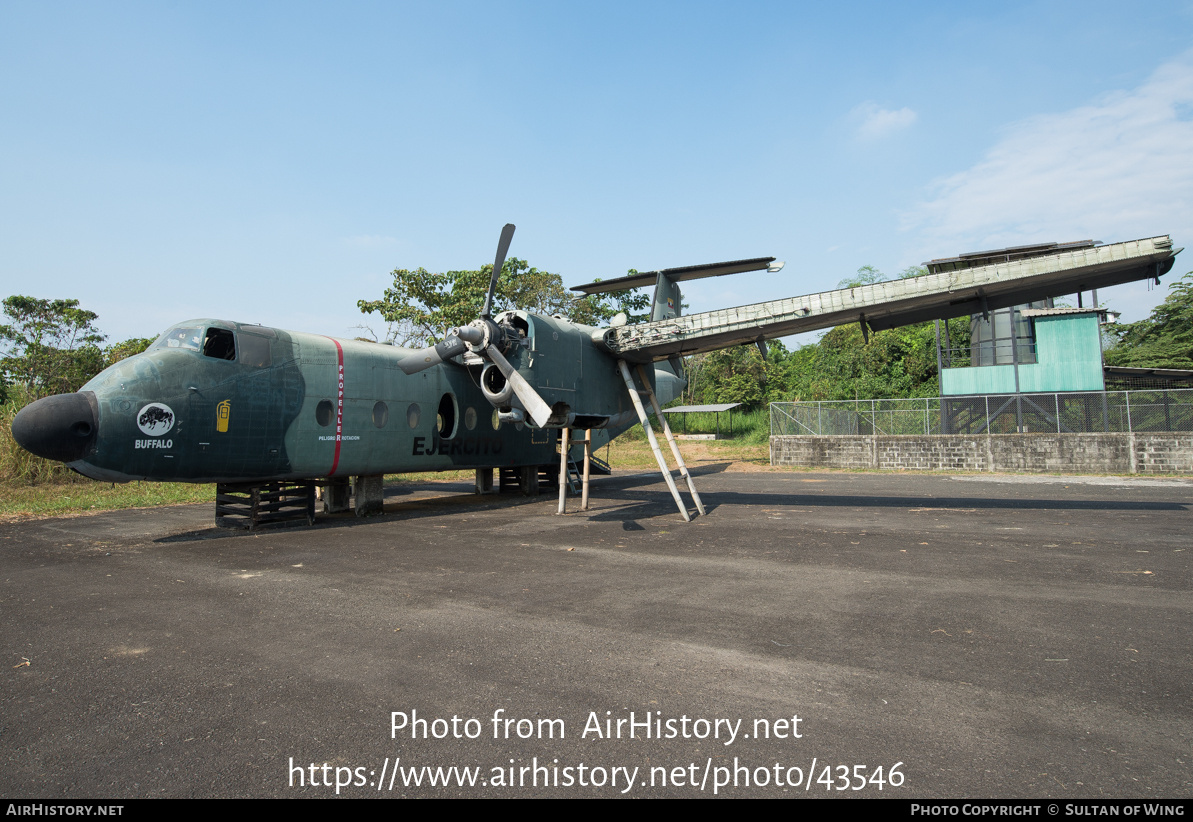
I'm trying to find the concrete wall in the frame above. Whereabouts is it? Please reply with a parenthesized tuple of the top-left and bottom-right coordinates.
(770, 433, 1193, 474)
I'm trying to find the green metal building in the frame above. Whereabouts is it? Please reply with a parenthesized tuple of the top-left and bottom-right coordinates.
(940, 306, 1108, 396)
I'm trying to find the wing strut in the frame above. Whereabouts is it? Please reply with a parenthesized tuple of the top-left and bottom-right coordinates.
(636, 364, 705, 517)
(616, 360, 701, 521)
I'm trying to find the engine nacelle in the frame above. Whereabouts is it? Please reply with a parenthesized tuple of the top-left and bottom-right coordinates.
(478, 311, 641, 429)
(480, 362, 515, 406)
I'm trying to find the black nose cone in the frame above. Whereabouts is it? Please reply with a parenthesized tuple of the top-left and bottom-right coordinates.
(11, 392, 99, 463)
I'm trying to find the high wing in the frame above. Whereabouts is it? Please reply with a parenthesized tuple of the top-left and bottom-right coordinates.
(593, 236, 1181, 363)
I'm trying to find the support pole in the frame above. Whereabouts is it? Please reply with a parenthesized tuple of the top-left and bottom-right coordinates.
(636, 364, 705, 516)
(474, 467, 495, 494)
(323, 477, 351, 513)
(353, 474, 384, 517)
(617, 359, 690, 522)
(581, 430, 592, 511)
(1011, 307, 1023, 432)
(557, 427, 570, 515)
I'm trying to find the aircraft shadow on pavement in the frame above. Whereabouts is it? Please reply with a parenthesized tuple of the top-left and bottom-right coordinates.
(154, 471, 1186, 543)
(154, 486, 548, 543)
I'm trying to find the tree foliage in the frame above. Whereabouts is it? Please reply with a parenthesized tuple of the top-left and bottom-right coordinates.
(104, 337, 154, 367)
(1103, 271, 1193, 369)
(683, 317, 964, 409)
(602, 271, 653, 324)
(0, 297, 153, 402)
(837, 264, 927, 288)
(683, 265, 953, 408)
(358, 258, 649, 347)
(0, 297, 106, 399)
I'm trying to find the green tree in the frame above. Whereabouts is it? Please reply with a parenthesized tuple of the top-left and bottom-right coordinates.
(787, 322, 943, 401)
(838, 264, 926, 288)
(696, 347, 766, 406)
(1103, 271, 1193, 369)
(838, 265, 885, 288)
(104, 337, 155, 368)
(0, 297, 107, 398)
(683, 340, 801, 409)
(597, 271, 652, 324)
(685, 264, 958, 406)
(359, 258, 648, 347)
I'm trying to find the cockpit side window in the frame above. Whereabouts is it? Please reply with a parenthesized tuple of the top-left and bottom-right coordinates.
(202, 328, 236, 361)
(238, 332, 271, 367)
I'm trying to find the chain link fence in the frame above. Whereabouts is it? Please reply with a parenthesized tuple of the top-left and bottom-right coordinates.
(771, 389, 1193, 436)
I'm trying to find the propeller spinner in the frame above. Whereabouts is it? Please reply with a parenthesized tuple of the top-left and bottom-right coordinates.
(396, 224, 555, 428)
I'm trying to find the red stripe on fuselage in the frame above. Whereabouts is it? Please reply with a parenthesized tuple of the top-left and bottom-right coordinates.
(326, 337, 345, 476)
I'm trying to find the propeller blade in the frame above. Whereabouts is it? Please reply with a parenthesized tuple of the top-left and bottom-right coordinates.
(396, 334, 469, 375)
(483, 343, 553, 428)
(480, 223, 516, 318)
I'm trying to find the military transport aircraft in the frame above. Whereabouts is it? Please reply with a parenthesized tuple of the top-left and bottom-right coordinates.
(10, 226, 1181, 522)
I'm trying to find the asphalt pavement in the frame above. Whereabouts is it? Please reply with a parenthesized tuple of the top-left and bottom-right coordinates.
(2, 467, 1190, 798)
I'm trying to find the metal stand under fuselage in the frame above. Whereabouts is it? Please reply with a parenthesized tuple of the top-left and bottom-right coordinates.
(556, 429, 594, 515)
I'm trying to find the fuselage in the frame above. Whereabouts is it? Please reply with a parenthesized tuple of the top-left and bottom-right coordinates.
(14, 314, 685, 484)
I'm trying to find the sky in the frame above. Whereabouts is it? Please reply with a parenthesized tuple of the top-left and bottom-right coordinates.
(3, 1, 1193, 346)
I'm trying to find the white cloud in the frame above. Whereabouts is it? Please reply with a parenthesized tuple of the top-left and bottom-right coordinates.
(904, 54, 1193, 251)
(852, 101, 918, 140)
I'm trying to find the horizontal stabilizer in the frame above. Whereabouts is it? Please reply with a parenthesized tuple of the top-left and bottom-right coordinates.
(570, 257, 777, 295)
(600, 236, 1179, 362)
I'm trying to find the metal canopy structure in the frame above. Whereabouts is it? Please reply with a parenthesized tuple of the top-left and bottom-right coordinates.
(1104, 366, 1193, 391)
(662, 403, 742, 413)
(661, 402, 742, 437)
(924, 240, 1101, 273)
(597, 235, 1180, 362)
(1018, 306, 1110, 318)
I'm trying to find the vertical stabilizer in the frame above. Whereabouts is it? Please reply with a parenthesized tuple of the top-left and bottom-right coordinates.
(651, 272, 682, 322)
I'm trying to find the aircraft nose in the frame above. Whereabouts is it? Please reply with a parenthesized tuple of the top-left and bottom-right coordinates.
(11, 392, 99, 463)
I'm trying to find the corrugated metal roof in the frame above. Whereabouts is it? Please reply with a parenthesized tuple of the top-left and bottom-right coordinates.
(1018, 307, 1109, 317)
(1104, 366, 1193, 378)
(924, 240, 1101, 272)
(662, 403, 742, 413)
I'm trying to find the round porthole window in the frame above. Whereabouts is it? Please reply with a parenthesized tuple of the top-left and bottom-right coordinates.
(316, 399, 334, 427)
(373, 401, 389, 428)
(464, 407, 477, 430)
(407, 403, 421, 429)
(491, 409, 501, 430)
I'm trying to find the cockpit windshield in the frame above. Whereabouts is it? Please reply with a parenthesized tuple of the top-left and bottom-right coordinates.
(149, 325, 238, 361)
(152, 326, 204, 352)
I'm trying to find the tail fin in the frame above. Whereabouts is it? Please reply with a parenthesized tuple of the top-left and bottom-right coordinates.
(651, 272, 682, 322)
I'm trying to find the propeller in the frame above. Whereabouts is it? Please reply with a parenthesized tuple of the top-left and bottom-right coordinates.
(481, 223, 516, 319)
(397, 224, 555, 428)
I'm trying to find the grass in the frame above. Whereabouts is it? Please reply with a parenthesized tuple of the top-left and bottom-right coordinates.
(0, 480, 215, 521)
(618, 406, 772, 445)
(606, 433, 769, 470)
(0, 388, 85, 485)
(0, 434, 771, 521)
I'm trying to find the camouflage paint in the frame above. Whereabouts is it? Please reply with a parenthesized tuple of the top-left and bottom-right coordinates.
(69, 314, 681, 485)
